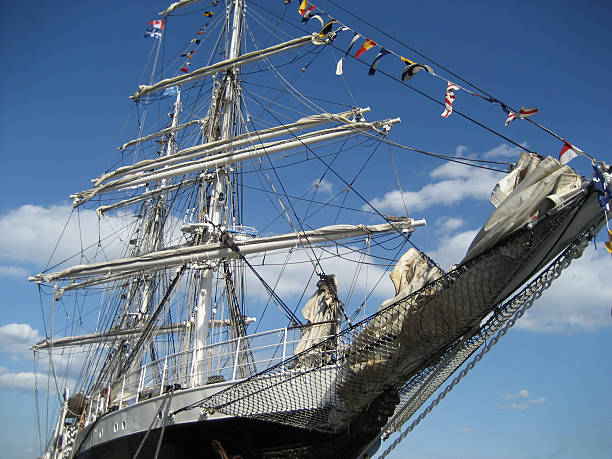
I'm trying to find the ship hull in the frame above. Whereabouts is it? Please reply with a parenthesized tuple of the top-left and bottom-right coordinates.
(73, 417, 339, 459)
(70, 365, 383, 459)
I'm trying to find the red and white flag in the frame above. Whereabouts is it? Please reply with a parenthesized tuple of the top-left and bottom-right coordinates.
(518, 106, 538, 118)
(505, 106, 538, 126)
(149, 20, 165, 30)
(441, 82, 460, 118)
(559, 141, 583, 165)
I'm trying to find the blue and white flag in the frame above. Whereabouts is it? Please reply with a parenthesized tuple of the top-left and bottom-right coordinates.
(144, 28, 162, 39)
(162, 86, 179, 97)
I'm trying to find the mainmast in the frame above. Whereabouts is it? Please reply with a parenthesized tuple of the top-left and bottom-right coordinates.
(193, 0, 244, 383)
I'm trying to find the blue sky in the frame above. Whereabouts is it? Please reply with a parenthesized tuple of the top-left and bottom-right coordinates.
(1, 1, 611, 458)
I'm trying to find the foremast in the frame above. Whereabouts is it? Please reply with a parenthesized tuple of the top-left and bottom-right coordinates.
(101, 91, 184, 386)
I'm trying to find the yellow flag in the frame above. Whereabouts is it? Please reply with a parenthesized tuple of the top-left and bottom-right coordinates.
(298, 0, 308, 15)
(605, 228, 612, 253)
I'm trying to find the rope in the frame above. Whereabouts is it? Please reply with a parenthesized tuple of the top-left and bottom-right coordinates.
(220, 231, 302, 326)
(153, 388, 175, 459)
(133, 387, 175, 459)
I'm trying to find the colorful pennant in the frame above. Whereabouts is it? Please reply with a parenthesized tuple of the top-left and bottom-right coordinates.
(149, 20, 165, 30)
(401, 57, 434, 81)
(369, 49, 390, 76)
(320, 19, 337, 36)
(354, 38, 376, 58)
(504, 112, 517, 126)
(559, 141, 583, 164)
(298, 0, 309, 15)
(505, 106, 539, 126)
(441, 82, 460, 118)
(144, 29, 162, 39)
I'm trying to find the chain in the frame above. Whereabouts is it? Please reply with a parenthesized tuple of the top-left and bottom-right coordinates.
(377, 230, 593, 459)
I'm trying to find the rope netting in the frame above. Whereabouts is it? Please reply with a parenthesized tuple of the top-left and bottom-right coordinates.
(176, 193, 603, 439)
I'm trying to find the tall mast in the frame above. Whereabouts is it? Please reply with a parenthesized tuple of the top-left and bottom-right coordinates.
(100, 90, 183, 385)
(193, 0, 244, 384)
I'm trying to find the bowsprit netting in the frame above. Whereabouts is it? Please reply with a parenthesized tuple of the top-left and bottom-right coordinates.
(176, 191, 604, 436)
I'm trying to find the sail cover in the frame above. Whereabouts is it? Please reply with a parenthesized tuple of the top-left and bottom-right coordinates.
(463, 153, 583, 262)
(294, 275, 342, 361)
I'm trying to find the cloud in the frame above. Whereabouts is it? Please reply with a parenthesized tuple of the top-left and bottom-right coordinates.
(482, 143, 526, 159)
(0, 323, 41, 356)
(246, 245, 395, 307)
(312, 178, 333, 194)
(428, 229, 479, 270)
(434, 217, 464, 233)
(0, 204, 139, 272)
(455, 145, 468, 155)
(456, 427, 472, 433)
(0, 366, 37, 392)
(515, 244, 612, 334)
(501, 389, 529, 401)
(0, 352, 82, 392)
(367, 160, 503, 214)
(0, 265, 29, 279)
(498, 395, 548, 411)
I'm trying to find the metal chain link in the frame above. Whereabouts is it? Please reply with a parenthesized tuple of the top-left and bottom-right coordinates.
(377, 230, 593, 459)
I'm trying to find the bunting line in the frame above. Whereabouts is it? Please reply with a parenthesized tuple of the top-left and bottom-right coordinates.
(289, 0, 581, 146)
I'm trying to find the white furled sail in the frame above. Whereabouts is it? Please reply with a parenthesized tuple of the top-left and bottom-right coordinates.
(130, 35, 319, 101)
(72, 117, 398, 207)
(31, 220, 425, 283)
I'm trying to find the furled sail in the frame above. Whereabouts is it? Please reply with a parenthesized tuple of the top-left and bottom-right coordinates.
(464, 153, 583, 262)
(100, 108, 371, 185)
(73, 116, 398, 207)
(131, 35, 319, 101)
(30, 220, 425, 283)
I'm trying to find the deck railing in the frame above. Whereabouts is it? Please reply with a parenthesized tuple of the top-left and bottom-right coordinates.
(84, 321, 340, 423)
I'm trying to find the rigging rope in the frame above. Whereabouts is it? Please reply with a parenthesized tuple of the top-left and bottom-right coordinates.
(253, 1, 581, 157)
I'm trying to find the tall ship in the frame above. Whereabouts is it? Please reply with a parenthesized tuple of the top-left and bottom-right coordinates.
(31, 1, 611, 458)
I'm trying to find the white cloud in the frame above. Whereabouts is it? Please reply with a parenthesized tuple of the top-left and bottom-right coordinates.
(0, 323, 41, 356)
(498, 396, 547, 411)
(0, 352, 82, 393)
(0, 204, 191, 278)
(482, 143, 526, 159)
(367, 160, 503, 213)
(455, 145, 468, 155)
(428, 229, 479, 270)
(0, 265, 29, 279)
(0, 366, 37, 391)
(501, 389, 529, 401)
(456, 427, 472, 433)
(312, 178, 333, 194)
(434, 217, 464, 233)
(246, 245, 395, 312)
(0, 204, 138, 271)
(514, 244, 612, 334)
